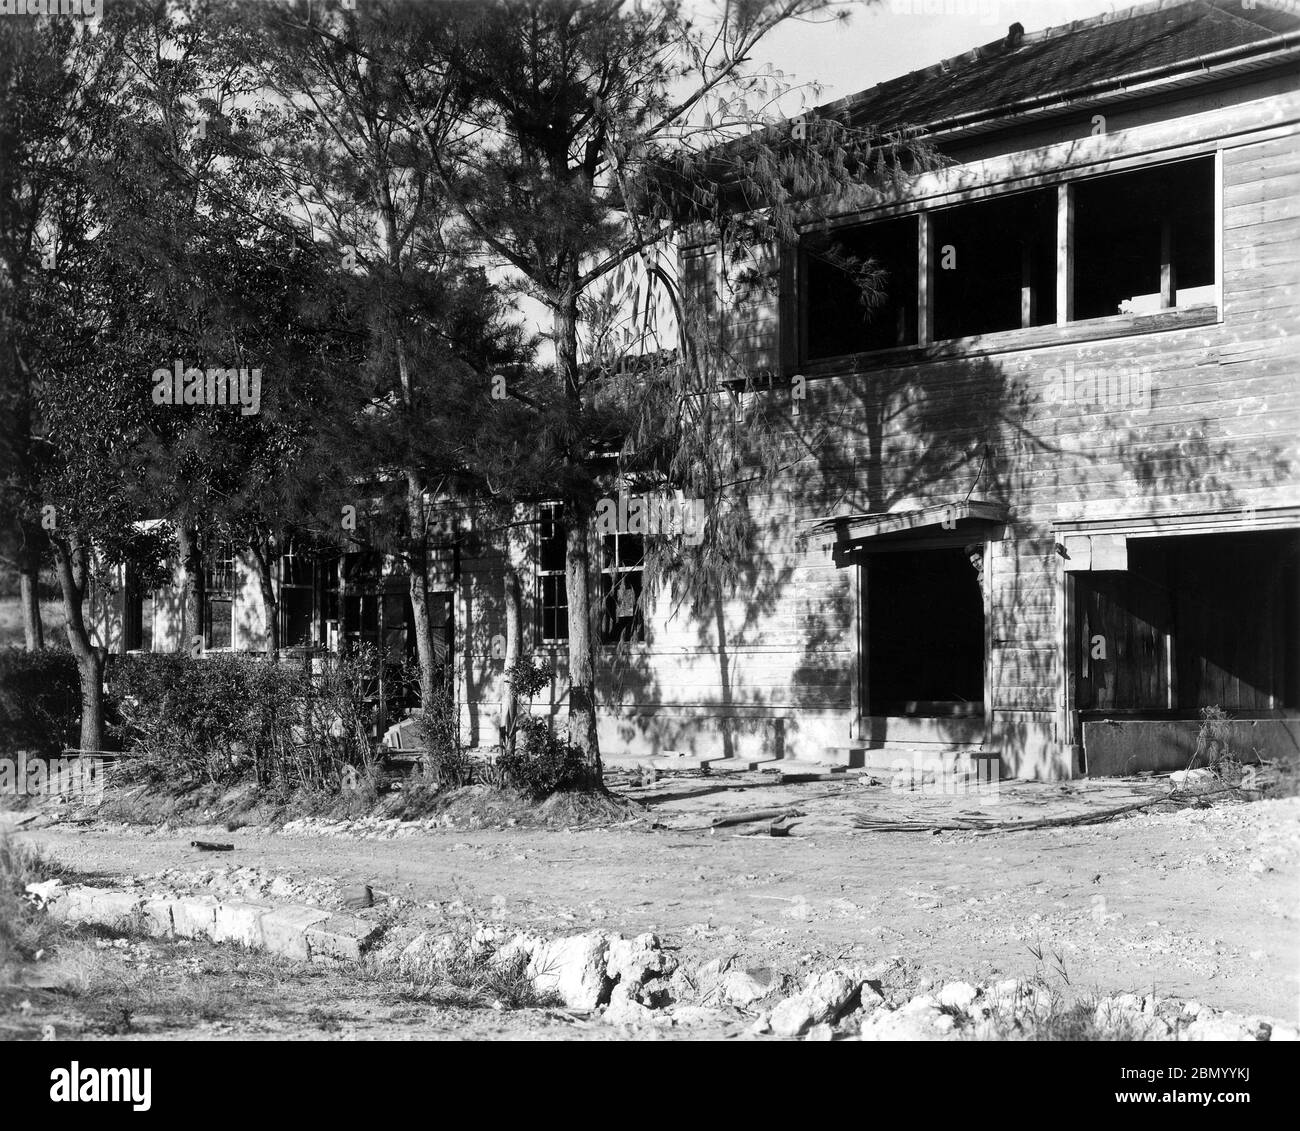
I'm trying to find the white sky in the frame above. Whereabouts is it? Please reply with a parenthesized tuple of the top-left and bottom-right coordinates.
(749, 0, 1136, 110)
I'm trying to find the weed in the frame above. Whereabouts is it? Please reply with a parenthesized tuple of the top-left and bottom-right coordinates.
(0, 836, 67, 979)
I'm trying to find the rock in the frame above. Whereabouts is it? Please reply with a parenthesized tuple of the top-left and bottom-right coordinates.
(604, 982, 655, 1026)
(24, 878, 63, 905)
(769, 968, 862, 1037)
(691, 957, 729, 999)
(1171, 768, 1216, 787)
(528, 932, 612, 1010)
(804, 1022, 835, 1041)
(1182, 1011, 1259, 1041)
(170, 896, 220, 939)
(937, 981, 979, 1012)
(859, 994, 956, 1041)
(398, 931, 460, 978)
(305, 913, 380, 961)
(340, 884, 373, 909)
(260, 906, 331, 961)
(606, 933, 676, 986)
(721, 969, 771, 1007)
(211, 901, 271, 947)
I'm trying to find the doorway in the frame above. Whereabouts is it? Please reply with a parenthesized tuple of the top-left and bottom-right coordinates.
(863, 545, 985, 717)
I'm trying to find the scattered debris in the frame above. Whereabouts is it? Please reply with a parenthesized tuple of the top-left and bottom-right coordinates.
(710, 807, 804, 829)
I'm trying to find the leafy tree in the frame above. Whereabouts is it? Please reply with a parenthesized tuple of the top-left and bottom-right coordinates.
(412, 0, 935, 773)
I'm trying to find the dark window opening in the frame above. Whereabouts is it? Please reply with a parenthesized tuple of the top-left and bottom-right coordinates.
(1073, 156, 1215, 320)
(202, 543, 236, 650)
(866, 546, 985, 717)
(279, 539, 320, 649)
(1076, 530, 1299, 713)
(932, 189, 1056, 340)
(601, 527, 645, 644)
(124, 565, 154, 652)
(538, 503, 568, 644)
(804, 215, 918, 359)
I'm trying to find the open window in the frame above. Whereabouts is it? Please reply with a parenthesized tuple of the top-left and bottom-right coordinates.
(804, 215, 918, 359)
(865, 546, 985, 717)
(932, 188, 1057, 339)
(1075, 530, 1299, 713)
(279, 539, 323, 649)
(600, 526, 645, 645)
(1073, 156, 1215, 320)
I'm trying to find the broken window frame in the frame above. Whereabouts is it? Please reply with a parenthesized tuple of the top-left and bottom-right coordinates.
(599, 526, 646, 646)
(797, 153, 1220, 364)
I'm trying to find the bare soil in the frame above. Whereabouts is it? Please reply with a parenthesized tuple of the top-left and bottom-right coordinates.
(4, 772, 1298, 1039)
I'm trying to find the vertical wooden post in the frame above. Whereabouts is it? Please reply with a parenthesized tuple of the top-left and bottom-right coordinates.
(1056, 183, 1074, 324)
(1214, 148, 1224, 315)
(1020, 240, 1036, 328)
(1160, 218, 1176, 308)
(917, 213, 932, 346)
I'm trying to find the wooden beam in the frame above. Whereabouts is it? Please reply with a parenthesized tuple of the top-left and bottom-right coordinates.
(1021, 239, 1037, 328)
(1056, 182, 1074, 323)
(917, 212, 933, 346)
(1160, 218, 1176, 308)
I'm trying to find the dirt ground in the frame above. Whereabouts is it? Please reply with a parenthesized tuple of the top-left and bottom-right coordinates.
(5, 770, 1297, 1039)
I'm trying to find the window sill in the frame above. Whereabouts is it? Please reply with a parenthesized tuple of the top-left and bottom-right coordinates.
(798, 303, 1219, 376)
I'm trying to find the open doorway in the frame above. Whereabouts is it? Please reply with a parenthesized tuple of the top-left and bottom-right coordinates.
(864, 545, 985, 717)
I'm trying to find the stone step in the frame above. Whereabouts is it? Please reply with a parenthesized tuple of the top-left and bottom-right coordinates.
(824, 746, 1001, 779)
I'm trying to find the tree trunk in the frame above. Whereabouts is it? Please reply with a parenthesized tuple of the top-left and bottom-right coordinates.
(176, 525, 202, 652)
(19, 520, 44, 650)
(553, 295, 601, 778)
(249, 538, 280, 659)
(502, 560, 523, 755)
(52, 534, 105, 753)
(564, 515, 600, 775)
(406, 470, 441, 718)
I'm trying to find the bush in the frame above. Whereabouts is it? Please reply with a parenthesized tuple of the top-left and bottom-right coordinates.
(107, 650, 381, 790)
(0, 646, 80, 757)
(495, 715, 597, 797)
(410, 681, 473, 789)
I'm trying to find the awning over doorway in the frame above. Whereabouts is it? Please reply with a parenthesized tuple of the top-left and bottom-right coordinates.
(809, 499, 1010, 563)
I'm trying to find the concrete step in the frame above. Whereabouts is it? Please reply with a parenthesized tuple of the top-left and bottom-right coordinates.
(825, 746, 1001, 779)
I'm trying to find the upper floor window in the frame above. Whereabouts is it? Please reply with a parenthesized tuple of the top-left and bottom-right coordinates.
(932, 188, 1057, 339)
(804, 215, 918, 360)
(799, 154, 1217, 361)
(1073, 155, 1215, 319)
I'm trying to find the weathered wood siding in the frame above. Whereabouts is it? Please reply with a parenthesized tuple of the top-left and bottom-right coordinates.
(449, 75, 1300, 778)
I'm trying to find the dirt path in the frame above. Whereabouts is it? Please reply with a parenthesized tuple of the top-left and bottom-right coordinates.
(13, 782, 1299, 1024)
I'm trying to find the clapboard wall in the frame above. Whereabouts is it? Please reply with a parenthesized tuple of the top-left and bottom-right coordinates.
(454, 70, 1300, 779)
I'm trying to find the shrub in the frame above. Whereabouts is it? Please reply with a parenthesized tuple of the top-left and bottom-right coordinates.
(410, 680, 472, 788)
(0, 646, 80, 757)
(495, 715, 597, 797)
(107, 649, 381, 790)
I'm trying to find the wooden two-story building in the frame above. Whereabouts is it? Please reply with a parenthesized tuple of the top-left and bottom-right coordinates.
(95, 1, 1300, 779)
